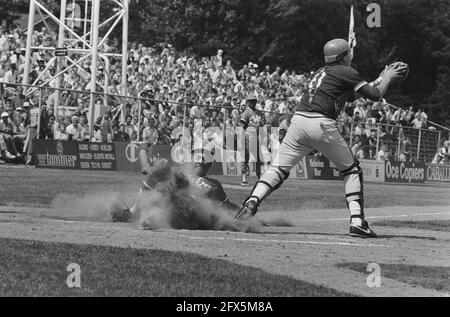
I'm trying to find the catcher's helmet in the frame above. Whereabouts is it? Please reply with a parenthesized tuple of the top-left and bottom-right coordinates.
(324, 39, 350, 64)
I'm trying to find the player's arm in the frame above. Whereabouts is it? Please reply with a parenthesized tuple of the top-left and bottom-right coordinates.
(138, 142, 153, 175)
(357, 81, 389, 101)
(220, 198, 241, 213)
(239, 118, 249, 130)
(205, 178, 240, 212)
(357, 65, 408, 101)
(240, 109, 251, 130)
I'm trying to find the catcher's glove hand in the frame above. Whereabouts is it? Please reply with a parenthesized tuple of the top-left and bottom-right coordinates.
(383, 62, 409, 84)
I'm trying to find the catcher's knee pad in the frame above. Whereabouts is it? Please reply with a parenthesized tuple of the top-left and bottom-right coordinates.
(245, 167, 290, 204)
(261, 167, 289, 188)
(342, 161, 364, 218)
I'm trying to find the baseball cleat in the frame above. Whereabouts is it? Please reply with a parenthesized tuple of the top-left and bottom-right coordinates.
(240, 181, 250, 187)
(111, 208, 133, 223)
(349, 220, 377, 238)
(4, 151, 16, 160)
(234, 200, 258, 220)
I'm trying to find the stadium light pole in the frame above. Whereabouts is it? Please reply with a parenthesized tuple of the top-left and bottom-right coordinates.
(121, 0, 129, 123)
(22, 0, 36, 87)
(89, 0, 101, 139)
(55, 0, 67, 115)
(23, 0, 129, 130)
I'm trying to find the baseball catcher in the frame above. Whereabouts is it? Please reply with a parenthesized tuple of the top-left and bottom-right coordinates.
(111, 146, 241, 230)
(236, 39, 408, 238)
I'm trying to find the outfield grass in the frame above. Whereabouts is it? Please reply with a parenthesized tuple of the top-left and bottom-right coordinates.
(337, 263, 450, 293)
(1, 167, 449, 211)
(372, 220, 450, 232)
(0, 238, 351, 297)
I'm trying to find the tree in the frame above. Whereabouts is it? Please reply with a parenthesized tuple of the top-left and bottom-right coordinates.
(4, 0, 450, 124)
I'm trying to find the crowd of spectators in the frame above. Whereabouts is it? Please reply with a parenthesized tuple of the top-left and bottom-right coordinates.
(0, 24, 446, 165)
(337, 98, 434, 161)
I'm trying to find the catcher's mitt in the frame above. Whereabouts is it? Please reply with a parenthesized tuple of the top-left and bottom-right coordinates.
(386, 62, 409, 84)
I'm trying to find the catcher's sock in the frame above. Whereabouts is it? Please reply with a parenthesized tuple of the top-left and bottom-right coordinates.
(349, 201, 363, 226)
(351, 217, 363, 227)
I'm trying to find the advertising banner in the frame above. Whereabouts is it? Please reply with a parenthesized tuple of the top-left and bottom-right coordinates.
(33, 140, 79, 170)
(114, 143, 181, 173)
(33, 141, 225, 176)
(114, 142, 141, 173)
(385, 160, 426, 184)
(304, 154, 342, 180)
(360, 160, 385, 183)
(78, 142, 116, 171)
(425, 164, 450, 183)
(294, 159, 306, 179)
(222, 150, 242, 176)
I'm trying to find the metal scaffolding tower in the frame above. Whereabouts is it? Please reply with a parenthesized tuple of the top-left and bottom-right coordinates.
(23, 0, 129, 137)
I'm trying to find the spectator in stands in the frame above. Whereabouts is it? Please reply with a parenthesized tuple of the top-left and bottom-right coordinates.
(415, 108, 428, 127)
(0, 111, 18, 159)
(3, 63, 18, 84)
(113, 123, 131, 142)
(431, 141, 449, 165)
(79, 116, 90, 141)
(0, 133, 16, 161)
(124, 115, 136, 138)
(411, 114, 425, 129)
(96, 111, 113, 142)
(398, 136, 412, 162)
(65, 116, 83, 141)
(353, 122, 363, 137)
(377, 144, 390, 162)
(40, 113, 55, 140)
(367, 131, 377, 159)
(142, 117, 159, 146)
(13, 114, 27, 152)
(353, 99, 367, 121)
(53, 115, 68, 141)
(351, 139, 364, 159)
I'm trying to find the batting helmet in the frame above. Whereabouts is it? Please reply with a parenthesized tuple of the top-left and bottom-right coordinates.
(324, 39, 350, 64)
(191, 148, 214, 177)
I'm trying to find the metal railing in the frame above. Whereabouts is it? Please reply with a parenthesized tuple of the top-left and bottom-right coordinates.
(339, 121, 441, 163)
(0, 82, 446, 163)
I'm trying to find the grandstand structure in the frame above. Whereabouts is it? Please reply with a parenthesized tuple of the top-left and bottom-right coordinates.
(23, 0, 129, 137)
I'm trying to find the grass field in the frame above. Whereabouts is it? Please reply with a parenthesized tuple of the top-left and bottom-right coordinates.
(0, 166, 449, 297)
(1, 167, 450, 210)
(0, 238, 350, 297)
(372, 220, 450, 232)
(337, 263, 450, 293)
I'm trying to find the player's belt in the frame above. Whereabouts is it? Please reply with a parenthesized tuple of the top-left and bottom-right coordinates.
(295, 111, 326, 119)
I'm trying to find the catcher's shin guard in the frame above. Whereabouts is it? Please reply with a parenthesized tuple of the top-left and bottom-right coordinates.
(342, 161, 365, 220)
(236, 167, 290, 220)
